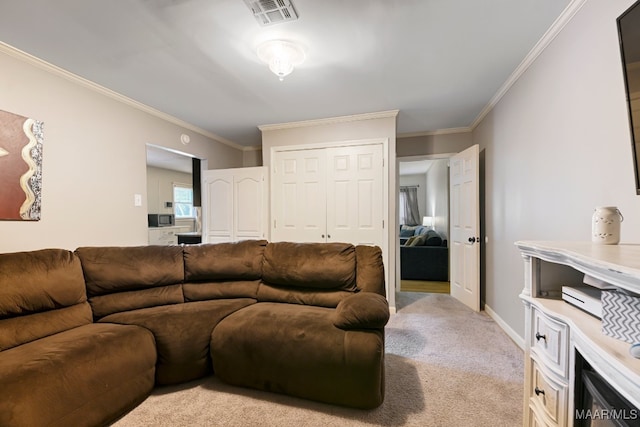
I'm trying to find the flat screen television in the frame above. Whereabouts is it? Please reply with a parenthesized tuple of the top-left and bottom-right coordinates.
(618, 0, 640, 194)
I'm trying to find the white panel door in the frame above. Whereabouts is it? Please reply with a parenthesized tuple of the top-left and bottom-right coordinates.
(449, 144, 480, 312)
(234, 168, 267, 240)
(272, 149, 326, 243)
(203, 167, 267, 243)
(326, 144, 384, 247)
(204, 170, 234, 243)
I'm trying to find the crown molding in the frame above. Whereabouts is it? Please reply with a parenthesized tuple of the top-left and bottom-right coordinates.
(258, 110, 399, 132)
(397, 127, 472, 139)
(470, 0, 588, 130)
(0, 41, 245, 151)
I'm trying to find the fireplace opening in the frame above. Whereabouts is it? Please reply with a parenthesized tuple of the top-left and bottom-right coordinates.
(574, 351, 640, 426)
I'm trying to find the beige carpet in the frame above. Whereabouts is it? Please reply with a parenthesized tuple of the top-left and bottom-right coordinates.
(112, 292, 524, 427)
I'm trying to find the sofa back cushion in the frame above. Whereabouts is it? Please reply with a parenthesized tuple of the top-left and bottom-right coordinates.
(182, 240, 267, 301)
(75, 245, 184, 319)
(0, 249, 92, 351)
(406, 229, 444, 247)
(183, 240, 266, 282)
(262, 242, 357, 291)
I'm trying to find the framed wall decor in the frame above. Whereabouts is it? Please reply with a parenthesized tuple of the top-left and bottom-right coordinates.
(0, 109, 44, 221)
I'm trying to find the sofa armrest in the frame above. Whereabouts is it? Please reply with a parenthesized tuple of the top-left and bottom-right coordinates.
(333, 292, 390, 330)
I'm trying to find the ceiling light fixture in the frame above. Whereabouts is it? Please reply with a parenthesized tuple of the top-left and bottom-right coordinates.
(257, 40, 306, 81)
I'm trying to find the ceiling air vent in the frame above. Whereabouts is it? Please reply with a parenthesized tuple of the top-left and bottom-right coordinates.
(243, 0, 299, 26)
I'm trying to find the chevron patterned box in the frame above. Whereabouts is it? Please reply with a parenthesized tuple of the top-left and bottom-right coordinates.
(601, 290, 640, 344)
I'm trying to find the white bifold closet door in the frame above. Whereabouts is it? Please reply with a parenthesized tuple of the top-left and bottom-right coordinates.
(202, 166, 267, 243)
(271, 143, 384, 247)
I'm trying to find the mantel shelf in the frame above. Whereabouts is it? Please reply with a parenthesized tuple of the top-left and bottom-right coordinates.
(516, 241, 640, 295)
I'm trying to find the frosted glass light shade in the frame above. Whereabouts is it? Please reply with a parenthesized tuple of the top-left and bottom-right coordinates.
(257, 40, 306, 81)
(422, 216, 434, 227)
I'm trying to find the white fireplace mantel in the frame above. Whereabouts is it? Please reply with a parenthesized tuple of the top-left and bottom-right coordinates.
(516, 241, 640, 426)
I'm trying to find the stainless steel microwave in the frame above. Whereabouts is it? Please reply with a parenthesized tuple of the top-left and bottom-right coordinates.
(148, 213, 175, 227)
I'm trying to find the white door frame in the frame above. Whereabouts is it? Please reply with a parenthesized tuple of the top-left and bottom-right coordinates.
(271, 138, 390, 302)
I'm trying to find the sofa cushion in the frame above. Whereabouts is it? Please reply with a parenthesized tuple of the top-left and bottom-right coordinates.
(0, 248, 87, 318)
(262, 242, 357, 291)
(405, 235, 420, 246)
(333, 292, 390, 330)
(256, 282, 353, 307)
(184, 280, 261, 301)
(0, 249, 91, 350)
(76, 245, 184, 297)
(406, 229, 443, 247)
(89, 284, 184, 320)
(211, 302, 385, 409)
(183, 240, 267, 282)
(100, 298, 256, 385)
(0, 303, 93, 352)
(0, 323, 156, 427)
(399, 225, 419, 237)
(424, 229, 443, 246)
(76, 246, 185, 318)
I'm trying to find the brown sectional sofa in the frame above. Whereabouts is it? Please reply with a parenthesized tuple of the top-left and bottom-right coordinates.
(0, 240, 389, 427)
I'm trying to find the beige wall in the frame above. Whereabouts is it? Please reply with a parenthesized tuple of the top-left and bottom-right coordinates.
(0, 44, 243, 253)
(243, 147, 263, 167)
(261, 113, 397, 166)
(397, 132, 473, 157)
(146, 166, 192, 215)
(474, 0, 639, 339)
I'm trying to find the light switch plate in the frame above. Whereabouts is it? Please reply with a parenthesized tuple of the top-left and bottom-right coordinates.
(134, 194, 142, 207)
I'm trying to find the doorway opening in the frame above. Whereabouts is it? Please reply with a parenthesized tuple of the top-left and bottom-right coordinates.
(397, 154, 451, 294)
(145, 144, 205, 245)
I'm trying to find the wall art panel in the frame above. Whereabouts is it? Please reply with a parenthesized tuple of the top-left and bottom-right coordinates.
(0, 109, 43, 221)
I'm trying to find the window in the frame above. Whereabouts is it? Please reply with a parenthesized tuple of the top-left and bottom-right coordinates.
(399, 186, 421, 225)
(173, 183, 195, 218)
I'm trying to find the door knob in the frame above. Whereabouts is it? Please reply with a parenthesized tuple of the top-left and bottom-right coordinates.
(468, 237, 477, 243)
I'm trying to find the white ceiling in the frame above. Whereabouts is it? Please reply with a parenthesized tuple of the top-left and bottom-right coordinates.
(0, 0, 571, 147)
(399, 160, 433, 176)
(146, 144, 194, 173)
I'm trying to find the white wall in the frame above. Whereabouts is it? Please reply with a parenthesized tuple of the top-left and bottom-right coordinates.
(0, 44, 243, 253)
(425, 159, 449, 240)
(474, 0, 639, 338)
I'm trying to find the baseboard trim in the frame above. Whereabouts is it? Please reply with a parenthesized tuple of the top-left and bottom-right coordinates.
(484, 304, 525, 350)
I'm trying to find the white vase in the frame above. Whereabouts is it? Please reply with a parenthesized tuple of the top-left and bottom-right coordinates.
(592, 206, 623, 245)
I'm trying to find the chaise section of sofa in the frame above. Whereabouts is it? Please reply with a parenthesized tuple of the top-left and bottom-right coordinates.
(0, 249, 156, 427)
(210, 242, 389, 409)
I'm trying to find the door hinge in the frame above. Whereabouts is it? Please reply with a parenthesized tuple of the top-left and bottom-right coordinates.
(382, 220, 385, 228)
(273, 219, 276, 229)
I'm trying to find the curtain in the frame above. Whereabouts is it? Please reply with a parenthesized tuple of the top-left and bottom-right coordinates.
(399, 187, 420, 225)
